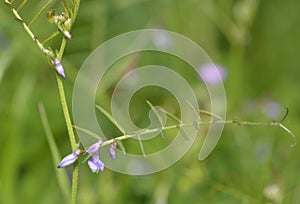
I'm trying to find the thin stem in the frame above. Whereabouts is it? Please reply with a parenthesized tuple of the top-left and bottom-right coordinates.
(56, 2, 81, 203)
(75, 118, 297, 149)
(56, 75, 77, 150)
(71, 162, 79, 204)
(5, 1, 53, 57)
(6, 1, 81, 203)
(56, 38, 78, 204)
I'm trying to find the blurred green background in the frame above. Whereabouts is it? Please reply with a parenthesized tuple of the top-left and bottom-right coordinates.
(1, 0, 300, 203)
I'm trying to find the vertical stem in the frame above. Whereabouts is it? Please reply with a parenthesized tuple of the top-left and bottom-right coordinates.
(56, 37, 79, 204)
(71, 162, 79, 204)
(56, 0, 81, 201)
(55, 74, 79, 204)
(6, 1, 81, 202)
(55, 75, 77, 150)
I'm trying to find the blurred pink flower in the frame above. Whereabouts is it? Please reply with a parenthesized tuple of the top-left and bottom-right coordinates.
(198, 63, 227, 85)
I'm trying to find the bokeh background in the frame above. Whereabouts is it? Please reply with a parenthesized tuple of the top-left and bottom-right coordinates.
(1, 0, 300, 203)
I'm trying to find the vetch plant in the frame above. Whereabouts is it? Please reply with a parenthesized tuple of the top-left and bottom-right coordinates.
(5, 0, 80, 203)
(5, 0, 297, 203)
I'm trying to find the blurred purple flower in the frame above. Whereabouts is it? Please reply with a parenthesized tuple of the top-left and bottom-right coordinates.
(198, 63, 227, 85)
(109, 142, 117, 160)
(57, 149, 81, 168)
(54, 58, 66, 79)
(152, 29, 172, 49)
(263, 100, 281, 119)
(86, 140, 103, 154)
(88, 153, 104, 173)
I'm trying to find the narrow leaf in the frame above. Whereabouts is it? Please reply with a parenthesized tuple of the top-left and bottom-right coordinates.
(38, 103, 70, 203)
(161, 109, 181, 123)
(17, 0, 27, 11)
(177, 125, 189, 141)
(146, 101, 166, 139)
(73, 125, 101, 140)
(199, 109, 223, 120)
(96, 104, 126, 134)
(28, 0, 53, 27)
(42, 31, 60, 44)
(137, 134, 146, 158)
(62, 0, 72, 17)
(160, 108, 188, 140)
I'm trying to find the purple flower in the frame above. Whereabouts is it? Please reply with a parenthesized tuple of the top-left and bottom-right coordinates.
(263, 100, 281, 119)
(86, 140, 103, 154)
(54, 58, 66, 79)
(88, 153, 104, 173)
(109, 142, 117, 160)
(198, 63, 227, 85)
(86, 140, 105, 173)
(57, 149, 81, 168)
(63, 31, 72, 40)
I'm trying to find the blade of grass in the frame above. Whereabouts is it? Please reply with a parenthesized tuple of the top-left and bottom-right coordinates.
(38, 103, 70, 203)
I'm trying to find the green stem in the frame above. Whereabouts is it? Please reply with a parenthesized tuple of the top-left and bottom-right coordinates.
(56, 1, 81, 202)
(56, 75, 77, 150)
(56, 38, 78, 204)
(71, 162, 79, 204)
(6, 1, 81, 203)
(75, 117, 297, 149)
(5, 1, 53, 57)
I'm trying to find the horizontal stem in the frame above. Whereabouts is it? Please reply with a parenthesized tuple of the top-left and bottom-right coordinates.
(75, 118, 297, 148)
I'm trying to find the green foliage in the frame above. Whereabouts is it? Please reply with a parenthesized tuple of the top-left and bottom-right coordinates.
(1, 0, 300, 203)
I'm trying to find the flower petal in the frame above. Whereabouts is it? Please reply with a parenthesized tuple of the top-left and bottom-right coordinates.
(88, 153, 104, 173)
(54, 58, 66, 79)
(57, 149, 81, 168)
(109, 142, 117, 160)
(86, 140, 103, 154)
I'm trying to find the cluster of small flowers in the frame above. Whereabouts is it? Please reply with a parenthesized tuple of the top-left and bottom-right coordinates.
(57, 140, 117, 173)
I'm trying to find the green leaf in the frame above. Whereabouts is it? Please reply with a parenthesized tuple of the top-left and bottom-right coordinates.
(146, 101, 166, 139)
(38, 103, 70, 203)
(96, 104, 126, 134)
(29, 0, 53, 27)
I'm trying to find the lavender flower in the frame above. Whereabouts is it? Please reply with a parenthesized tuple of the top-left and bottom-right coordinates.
(198, 63, 227, 85)
(263, 100, 281, 119)
(63, 31, 72, 40)
(54, 58, 66, 79)
(86, 140, 103, 154)
(109, 142, 117, 160)
(85, 140, 105, 173)
(88, 153, 104, 173)
(57, 149, 81, 168)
